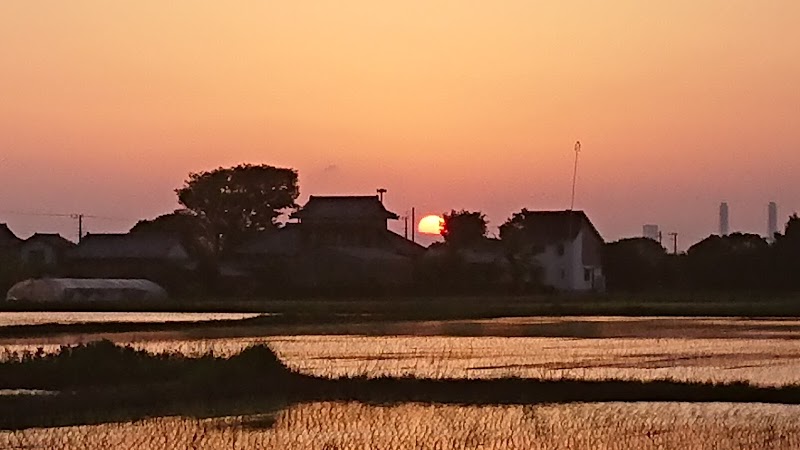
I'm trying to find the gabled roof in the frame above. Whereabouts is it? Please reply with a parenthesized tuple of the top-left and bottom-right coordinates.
(0, 223, 22, 248)
(69, 232, 191, 261)
(508, 210, 603, 245)
(23, 233, 75, 250)
(292, 195, 399, 221)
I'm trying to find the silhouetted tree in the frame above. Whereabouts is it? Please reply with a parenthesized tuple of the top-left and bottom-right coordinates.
(498, 209, 537, 249)
(130, 209, 215, 261)
(175, 164, 299, 252)
(498, 209, 545, 291)
(685, 233, 769, 290)
(771, 214, 800, 289)
(603, 238, 668, 291)
(441, 210, 487, 247)
(774, 214, 800, 244)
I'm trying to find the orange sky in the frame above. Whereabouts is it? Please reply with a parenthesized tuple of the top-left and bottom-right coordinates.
(1, 1, 799, 248)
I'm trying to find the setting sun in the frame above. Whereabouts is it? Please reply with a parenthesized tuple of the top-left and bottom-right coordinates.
(418, 215, 444, 235)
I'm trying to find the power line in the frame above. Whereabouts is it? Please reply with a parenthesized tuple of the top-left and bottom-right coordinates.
(0, 210, 135, 243)
(0, 210, 132, 222)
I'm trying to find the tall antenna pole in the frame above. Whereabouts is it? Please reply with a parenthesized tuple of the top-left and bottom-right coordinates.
(570, 141, 581, 211)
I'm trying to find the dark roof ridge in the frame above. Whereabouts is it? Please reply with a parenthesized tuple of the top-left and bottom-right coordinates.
(308, 195, 381, 200)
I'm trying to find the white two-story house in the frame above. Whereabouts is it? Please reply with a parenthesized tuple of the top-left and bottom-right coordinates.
(519, 210, 605, 292)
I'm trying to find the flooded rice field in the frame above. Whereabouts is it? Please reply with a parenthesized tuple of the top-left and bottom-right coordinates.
(3, 335, 799, 385)
(2, 316, 800, 386)
(2, 401, 798, 449)
(3, 315, 800, 447)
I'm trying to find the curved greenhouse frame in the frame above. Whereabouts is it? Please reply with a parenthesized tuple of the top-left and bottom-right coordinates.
(6, 278, 169, 303)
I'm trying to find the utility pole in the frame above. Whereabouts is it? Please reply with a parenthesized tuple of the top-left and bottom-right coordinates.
(411, 207, 416, 243)
(72, 214, 84, 243)
(570, 141, 581, 211)
(404, 213, 409, 240)
(668, 232, 678, 255)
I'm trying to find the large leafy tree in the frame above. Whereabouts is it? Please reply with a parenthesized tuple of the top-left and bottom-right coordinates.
(175, 164, 299, 251)
(441, 209, 487, 247)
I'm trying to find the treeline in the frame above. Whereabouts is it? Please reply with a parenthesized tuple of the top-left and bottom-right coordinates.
(604, 214, 800, 292)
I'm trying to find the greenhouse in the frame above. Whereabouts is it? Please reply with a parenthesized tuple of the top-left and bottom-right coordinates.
(5, 278, 168, 303)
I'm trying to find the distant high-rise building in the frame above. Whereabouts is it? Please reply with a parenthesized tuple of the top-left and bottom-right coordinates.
(768, 202, 778, 242)
(643, 224, 661, 243)
(719, 202, 729, 236)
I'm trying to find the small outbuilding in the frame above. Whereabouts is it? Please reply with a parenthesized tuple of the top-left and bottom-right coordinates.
(5, 278, 169, 303)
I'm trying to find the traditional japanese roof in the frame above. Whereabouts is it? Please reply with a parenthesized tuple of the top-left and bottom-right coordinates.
(292, 195, 399, 221)
(69, 232, 191, 261)
(235, 226, 424, 258)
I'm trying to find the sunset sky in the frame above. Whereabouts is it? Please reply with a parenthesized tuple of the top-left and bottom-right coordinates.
(1, 1, 798, 249)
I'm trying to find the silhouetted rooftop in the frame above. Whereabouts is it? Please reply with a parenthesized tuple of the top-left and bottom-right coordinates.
(510, 210, 603, 245)
(23, 233, 75, 250)
(292, 195, 399, 221)
(235, 226, 302, 257)
(69, 232, 191, 261)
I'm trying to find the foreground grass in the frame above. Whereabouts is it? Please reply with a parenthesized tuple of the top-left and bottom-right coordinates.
(2, 341, 800, 430)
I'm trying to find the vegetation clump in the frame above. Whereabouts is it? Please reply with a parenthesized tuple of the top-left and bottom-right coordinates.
(0, 340, 294, 392)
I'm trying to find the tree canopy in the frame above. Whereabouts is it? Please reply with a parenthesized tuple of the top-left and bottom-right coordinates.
(603, 237, 669, 291)
(175, 164, 299, 251)
(130, 209, 215, 259)
(440, 210, 488, 246)
(498, 208, 536, 249)
(497, 209, 546, 290)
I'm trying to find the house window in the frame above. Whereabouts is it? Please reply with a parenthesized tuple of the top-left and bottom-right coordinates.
(584, 268, 592, 282)
(556, 244, 565, 256)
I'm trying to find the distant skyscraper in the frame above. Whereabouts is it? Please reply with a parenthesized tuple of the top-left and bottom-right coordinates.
(643, 224, 660, 242)
(719, 202, 729, 236)
(768, 202, 778, 242)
